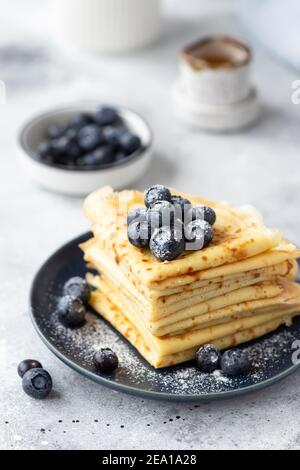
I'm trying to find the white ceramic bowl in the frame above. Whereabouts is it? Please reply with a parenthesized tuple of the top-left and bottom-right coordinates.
(18, 103, 153, 196)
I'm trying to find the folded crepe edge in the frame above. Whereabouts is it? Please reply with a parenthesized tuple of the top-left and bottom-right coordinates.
(91, 293, 299, 368)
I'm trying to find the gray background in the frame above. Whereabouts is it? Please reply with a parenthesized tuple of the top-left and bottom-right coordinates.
(1, 0, 300, 450)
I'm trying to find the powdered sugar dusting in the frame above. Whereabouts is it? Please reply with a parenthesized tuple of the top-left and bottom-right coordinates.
(38, 291, 300, 397)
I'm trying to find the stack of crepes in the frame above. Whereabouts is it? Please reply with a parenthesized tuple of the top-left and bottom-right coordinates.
(81, 186, 300, 369)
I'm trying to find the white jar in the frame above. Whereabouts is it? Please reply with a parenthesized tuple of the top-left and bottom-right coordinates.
(51, 0, 161, 54)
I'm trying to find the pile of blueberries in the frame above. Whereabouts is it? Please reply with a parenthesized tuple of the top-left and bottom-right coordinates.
(196, 344, 252, 377)
(36, 106, 142, 169)
(127, 185, 216, 261)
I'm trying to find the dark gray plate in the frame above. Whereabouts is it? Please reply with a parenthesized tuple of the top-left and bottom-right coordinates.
(30, 232, 300, 402)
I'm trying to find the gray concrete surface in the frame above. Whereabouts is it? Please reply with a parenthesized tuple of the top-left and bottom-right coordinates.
(1, 0, 300, 450)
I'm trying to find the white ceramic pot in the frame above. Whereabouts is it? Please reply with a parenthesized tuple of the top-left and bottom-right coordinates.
(180, 36, 251, 106)
(51, 0, 161, 54)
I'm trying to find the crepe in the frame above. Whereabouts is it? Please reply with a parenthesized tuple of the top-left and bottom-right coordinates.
(83, 187, 290, 287)
(91, 287, 300, 368)
(93, 279, 300, 354)
(91, 274, 300, 335)
(81, 238, 298, 302)
(81, 186, 300, 368)
(148, 242, 300, 290)
(83, 239, 298, 321)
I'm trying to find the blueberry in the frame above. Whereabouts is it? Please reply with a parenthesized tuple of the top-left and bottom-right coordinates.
(50, 137, 70, 157)
(127, 207, 147, 226)
(190, 205, 216, 226)
(149, 226, 185, 261)
(64, 127, 78, 142)
(47, 124, 67, 140)
(115, 125, 128, 137)
(119, 132, 141, 155)
(127, 220, 150, 248)
(65, 140, 82, 160)
(171, 195, 191, 208)
(103, 126, 123, 145)
(45, 129, 82, 163)
(185, 219, 213, 250)
(76, 153, 96, 168)
(148, 201, 176, 228)
(95, 107, 118, 126)
(63, 277, 90, 304)
(57, 295, 86, 328)
(146, 207, 162, 234)
(114, 152, 127, 163)
(171, 195, 192, 220)
(69, 113, 94, 130)
(144, 185, 172, 208)
(78, 125, 105, 152)
(42, 154, 57, 165)
(22, 368, 52, 399)
(36, 141, 52, 160)
(221, 349, 252, 377)
(196, 345, 221, 373)
(93, 348, 119, 373)
(17, 359, 43, 378)
(148, 205, 185, 239)
(92, 145, 115, 165)
(78, 145, 115, 168)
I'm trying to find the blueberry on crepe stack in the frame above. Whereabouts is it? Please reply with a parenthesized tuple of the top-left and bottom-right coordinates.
(127, 185, 216, 261)
(81, 186, 300, 369)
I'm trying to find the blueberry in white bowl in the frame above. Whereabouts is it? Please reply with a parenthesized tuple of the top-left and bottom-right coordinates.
(94, 107, 119, 126)
(77, 124, 106, 152)
(69, 112, 94, 130)
(18, 103, 152, 195)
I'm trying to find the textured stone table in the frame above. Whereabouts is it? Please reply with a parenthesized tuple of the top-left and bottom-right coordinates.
(1, 0, 300, 450)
